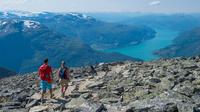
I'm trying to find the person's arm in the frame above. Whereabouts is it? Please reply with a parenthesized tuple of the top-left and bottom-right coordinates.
(36, 68, 41, 86)
(38, 68, 40, 77)
(49, 66, 53, 81)
(67, 69, 71, 81)
(57, 68, 61, 79)
(38, 68, 42, 80)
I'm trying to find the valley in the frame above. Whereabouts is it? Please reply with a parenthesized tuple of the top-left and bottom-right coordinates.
(104, 29, 179, 61)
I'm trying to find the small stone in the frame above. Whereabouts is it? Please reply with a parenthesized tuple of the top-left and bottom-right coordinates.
(193, 104, 200, 112)
(0, 102, 21, 107)
(29, 105, 48, 112)
(100, 98, 119, 104)
(149, 78, 161, 83)
(81, 93, 92, 99)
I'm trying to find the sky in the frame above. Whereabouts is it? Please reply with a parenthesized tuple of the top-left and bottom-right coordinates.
(0, 0, 200, 13)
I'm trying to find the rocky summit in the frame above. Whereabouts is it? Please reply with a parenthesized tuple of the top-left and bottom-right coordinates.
(1, 56, 200, 112)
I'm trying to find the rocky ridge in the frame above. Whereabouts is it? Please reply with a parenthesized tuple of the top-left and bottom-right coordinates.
(1, 56, 200, 112)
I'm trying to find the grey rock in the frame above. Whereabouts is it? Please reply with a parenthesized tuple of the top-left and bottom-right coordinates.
(81, 93, 93, 99)
(25, 99, 39, 108)
(0, 102, 21, 107)
(173, 82, 194, 97)
(183, 64, 199, 70)
(29, 105, 48, 112)
(71, 101, 107, 112)
(1, 106, 22, 110)
(12, 91, 29, 102)
(113, 86, 124, 93)
(192, 95, 200, 104)
(127, 98, 178, 112)
(65, 97, 86, 109)
(100, 98, 119, 104)
(87, 81, 104, 89)
(193, 104, 200, 112)
(3, 108, 29, 112)
(149, 78, 161, 84)
(69, 92, 81, 98)
(163, 103, 178, 112)
(0, 92, 13, 97)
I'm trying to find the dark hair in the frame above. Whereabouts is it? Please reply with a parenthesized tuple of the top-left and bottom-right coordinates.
(44, 58, 48, 63)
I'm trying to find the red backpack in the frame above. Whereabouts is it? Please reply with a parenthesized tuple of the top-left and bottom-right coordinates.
(39, 64, 52, 83)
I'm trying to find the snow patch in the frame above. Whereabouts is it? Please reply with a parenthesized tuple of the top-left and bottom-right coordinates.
(0, 21, 7, 26)
(9, 11, 40, 17)
(23, 20, 40, 28)
(68, 12, 91, 19)
(2, 22, 7, 25)
(3, 12, 8, 17)
(82, 14, 89, 19)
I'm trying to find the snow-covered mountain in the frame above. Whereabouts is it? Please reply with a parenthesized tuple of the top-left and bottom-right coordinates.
(0, 11, 155, 50)
(0, 11, 93, 20)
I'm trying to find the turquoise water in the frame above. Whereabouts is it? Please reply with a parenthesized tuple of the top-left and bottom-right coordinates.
(105, 29, 179, 61)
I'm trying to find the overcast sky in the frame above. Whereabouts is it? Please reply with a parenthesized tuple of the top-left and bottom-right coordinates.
(0, 0, 199, 13)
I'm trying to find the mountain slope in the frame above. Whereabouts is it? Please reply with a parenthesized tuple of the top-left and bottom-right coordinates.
(32, 12, 156, 50)
(0, 67, 16, 78)
(155, 27, 200, 58)
(0, 19, 138, 73)
(0, 11, 156, 50)
(38, 13, 156, 50)
(1, 57, 200, 111)
(119, 14, 200, 31)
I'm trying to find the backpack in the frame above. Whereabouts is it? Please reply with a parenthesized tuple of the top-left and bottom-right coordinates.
(59, 68, 68, 79)
(39, 64, 52, 83)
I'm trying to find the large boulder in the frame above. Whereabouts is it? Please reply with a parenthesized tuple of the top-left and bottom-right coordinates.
(65, 97, 107, 112)
(29, 105, 48, 112)
(87, 81, 105, 89)
(126, 98, 178, 112)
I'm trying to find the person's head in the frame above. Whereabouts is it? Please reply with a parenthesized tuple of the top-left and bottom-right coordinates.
(44, 58, 48, 64)
(61, 60, 65, 67)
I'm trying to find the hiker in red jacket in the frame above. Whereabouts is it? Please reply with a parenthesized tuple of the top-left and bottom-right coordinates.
(57, 61, 70, 97)
(38, 59, 54, 101)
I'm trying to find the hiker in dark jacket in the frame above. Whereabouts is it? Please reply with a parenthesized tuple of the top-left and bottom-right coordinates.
(57, 61, 70, 97)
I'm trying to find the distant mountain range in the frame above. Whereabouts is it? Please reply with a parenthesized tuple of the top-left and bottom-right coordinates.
(121, 14, 200, 31)
(88, 13, 200, 59)
(155, 27, 200, 58)
(0, 19, 140, 73)
(88, 13, 200, 32)
(0, 11, 156, 50)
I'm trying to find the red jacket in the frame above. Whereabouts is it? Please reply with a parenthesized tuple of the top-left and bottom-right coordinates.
(38, 64, 52, 83)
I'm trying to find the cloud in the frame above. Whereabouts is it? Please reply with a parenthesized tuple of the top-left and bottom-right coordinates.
(149, 1, 161, 6)
(1, 0, 27, 5)
(0, 0, 28, 10)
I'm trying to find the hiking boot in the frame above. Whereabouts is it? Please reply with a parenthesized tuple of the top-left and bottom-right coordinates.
(50, 94, 55, 99)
